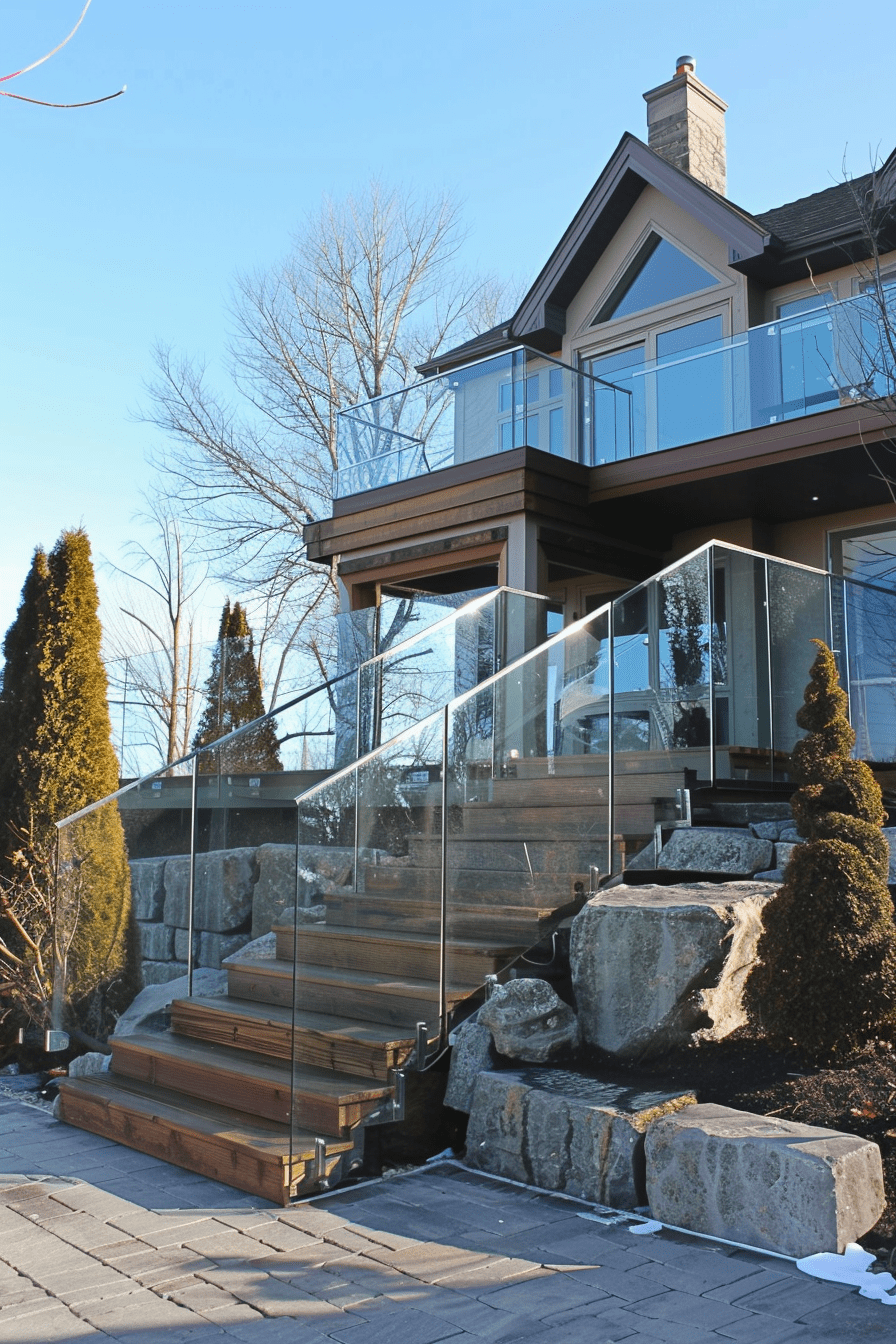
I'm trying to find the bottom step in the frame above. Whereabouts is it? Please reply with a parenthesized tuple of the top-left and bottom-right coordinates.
(58, 1075, 352, 1205)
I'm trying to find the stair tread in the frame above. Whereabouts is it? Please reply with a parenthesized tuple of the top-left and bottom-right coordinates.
(281, 924, 526, 955)
(178, 995, 419, 1048)
(59, 1074, 352, 1158)
(227, 956, 480, 995)
(113, 1033, 391, 1102)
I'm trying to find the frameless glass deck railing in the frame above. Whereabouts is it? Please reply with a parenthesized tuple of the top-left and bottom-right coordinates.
(288, 538, 896, 1149)
(52, 587, 551, 1043)
(334, 347, 631, 498)
(335, 287, 896, 497)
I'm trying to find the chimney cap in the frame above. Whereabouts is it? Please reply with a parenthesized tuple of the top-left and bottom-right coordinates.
(675, 54, 696, 74)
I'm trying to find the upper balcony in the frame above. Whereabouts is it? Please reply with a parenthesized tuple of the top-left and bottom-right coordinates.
(335, 287, 896, 501)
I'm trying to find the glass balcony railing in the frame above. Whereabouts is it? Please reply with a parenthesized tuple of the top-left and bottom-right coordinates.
(334, 347, 631, 498)
(335, 287, 896, 497)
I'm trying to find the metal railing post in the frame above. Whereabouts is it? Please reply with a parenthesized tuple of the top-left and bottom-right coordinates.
(187, 754, 199, 997)
(438, 702, 449, 1049)
(707, 547, 716, 788)
(764, 558, 775, 782)
(608, 601, 616, 874)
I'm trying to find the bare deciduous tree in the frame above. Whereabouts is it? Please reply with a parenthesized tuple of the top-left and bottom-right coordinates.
(104, 502, 208, 771)
(143, 181, 519, 702)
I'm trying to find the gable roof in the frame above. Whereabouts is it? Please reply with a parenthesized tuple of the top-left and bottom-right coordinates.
(420, 139, 896, 376)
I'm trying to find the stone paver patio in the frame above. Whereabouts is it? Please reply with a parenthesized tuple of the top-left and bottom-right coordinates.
(0, 1094, 893, 1343)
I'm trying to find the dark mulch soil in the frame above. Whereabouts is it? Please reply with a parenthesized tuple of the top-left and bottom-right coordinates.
(597, 1030, 896, 1249)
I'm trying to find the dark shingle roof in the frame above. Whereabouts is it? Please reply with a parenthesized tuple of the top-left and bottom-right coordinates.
(753, 173, 875, 249)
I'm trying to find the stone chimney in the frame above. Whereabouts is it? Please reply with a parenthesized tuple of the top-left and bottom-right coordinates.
(643, 56, 727, 196)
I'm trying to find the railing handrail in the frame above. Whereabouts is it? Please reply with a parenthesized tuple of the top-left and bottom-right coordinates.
(338, 344, 631, 424)
(57, 585, 548, 832)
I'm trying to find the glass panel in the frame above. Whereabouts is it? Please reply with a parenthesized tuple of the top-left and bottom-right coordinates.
(766, 560, 829, 766)
(717, 549, 771, 780)
(588, 345, 644, 461)
(444, 607, 611, 1003)
(654, 315, 725, 448)
(598, 235, 718, 323)
(53, 794, 136, 1042)
(291, 712, 444, 1159)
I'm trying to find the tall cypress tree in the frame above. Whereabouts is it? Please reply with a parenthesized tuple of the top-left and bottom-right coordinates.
(192, 600, 282, 772)
(0, 531, 140, 1033)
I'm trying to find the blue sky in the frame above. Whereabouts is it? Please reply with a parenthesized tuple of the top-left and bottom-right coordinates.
(2, 0, 895, 640)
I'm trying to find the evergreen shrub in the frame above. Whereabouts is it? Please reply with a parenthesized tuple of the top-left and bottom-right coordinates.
(745, 639, 896, 1056)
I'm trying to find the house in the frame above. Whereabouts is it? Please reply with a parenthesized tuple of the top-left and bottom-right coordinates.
(311, 57, 896, 695)
(58, 59, 896, 1201)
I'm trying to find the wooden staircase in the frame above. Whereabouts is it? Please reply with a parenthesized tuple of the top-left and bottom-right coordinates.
(58, 753, 680, 1203)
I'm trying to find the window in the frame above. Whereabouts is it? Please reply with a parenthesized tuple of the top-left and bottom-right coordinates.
(497, 365, 566, 455)
(593, 234, 718, 325)
(830, 521, 896, 588)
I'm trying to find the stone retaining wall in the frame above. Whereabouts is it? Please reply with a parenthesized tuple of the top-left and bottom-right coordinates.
(129, 842, 354, 984)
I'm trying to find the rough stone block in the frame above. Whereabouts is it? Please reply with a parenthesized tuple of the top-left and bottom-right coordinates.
(465, 1069, 694, 1208)
(199, 931, 251, 969)
(251, 844, 297, 938)
(163, 849, 256, 932)
(658, 828, 774, 875)
(140, 961, 190, 986)
(129, 858, 166, 922)
(570, 882, 777, 1059)
(136, 921, 174, 962)
(173, 927, 195, 963)
(750, 821, 782, 841)
(883, 829, 896, 883)
(478, 978, 580, 1063)
(775, 841, 801, 870)
(645, 1103, 886, 1257)
(68, 1053, 110, 1078)
(223, 932, 277, 962)
(445, 1018, 499, 1113)
(112, 968, 228, 1034)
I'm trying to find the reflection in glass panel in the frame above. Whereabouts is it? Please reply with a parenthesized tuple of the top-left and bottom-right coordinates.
(588, 345, 644, 461)
(597, 235, 718, 323)
(833, 523, 896, 590)
(654, 315, 725, 449)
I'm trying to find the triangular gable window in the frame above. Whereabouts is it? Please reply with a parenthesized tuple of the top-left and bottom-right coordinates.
(593, 234, 718, 325)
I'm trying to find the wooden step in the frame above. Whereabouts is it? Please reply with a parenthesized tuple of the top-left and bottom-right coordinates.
(226, 957, 473, 1027)
(324, 892, 585, 941)
(171, 996, 416, 1080)
(111, 1033, 390, 1132)
(360, 864, 576, 899)
(457, 803, 630, 839)
(406, 835, 608, 871)
(58, 1074, 351, 1206)
(279, 924, 525, 981)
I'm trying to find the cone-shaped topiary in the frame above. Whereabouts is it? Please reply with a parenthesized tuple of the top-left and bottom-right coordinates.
(0, 531, 141, 1035)
(744, 639, 896, 1057)
(192, 599, 282, 772)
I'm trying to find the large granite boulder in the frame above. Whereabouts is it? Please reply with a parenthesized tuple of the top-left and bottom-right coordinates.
(570, 882, 777, 1059)
(445, 1017, 499, 1113)
(252, 844, 298, 937)
(112, 967, 228, 1034)
(478, 978, 580, 1063)
(645, 1104, 885, 1257)
(466, 1069, 694, 1209)
(658, 829, 774, 875)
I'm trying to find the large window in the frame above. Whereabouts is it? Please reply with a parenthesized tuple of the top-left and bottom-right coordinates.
(593, 234, 718, 325)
